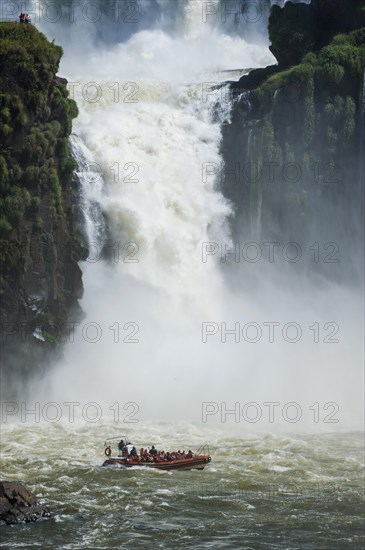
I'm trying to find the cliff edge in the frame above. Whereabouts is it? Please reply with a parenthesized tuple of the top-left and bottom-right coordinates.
(0, 24, 85, 396)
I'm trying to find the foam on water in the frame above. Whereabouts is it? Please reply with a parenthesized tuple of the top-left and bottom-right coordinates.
(1, 420, 363, 549)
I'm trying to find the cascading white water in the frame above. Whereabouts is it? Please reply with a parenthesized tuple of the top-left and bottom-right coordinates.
(31, 0, 277, 416)
(30, 0, 363, 429)
(2, 7, 364, 546)
(60, 0, 274, 298)
(72, 79, 233, 297)
(70, 135, 106, 245)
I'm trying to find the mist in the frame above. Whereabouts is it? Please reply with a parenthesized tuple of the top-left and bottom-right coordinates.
(25, 0, 364, 433)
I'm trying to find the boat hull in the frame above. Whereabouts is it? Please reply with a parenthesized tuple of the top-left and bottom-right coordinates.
(102, 455, 211, 471)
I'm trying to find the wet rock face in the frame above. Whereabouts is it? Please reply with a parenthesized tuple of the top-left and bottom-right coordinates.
(0, 24, 86, 395)
(0, 482, 51, 525)
(222, 5, 365, 283)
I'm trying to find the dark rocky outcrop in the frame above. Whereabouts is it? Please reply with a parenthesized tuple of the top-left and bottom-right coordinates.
(222, 1, 365, 282)
(231, 65, 281, 95)
(0, 24, 87, 396)
(232, 0, 365, 92)
(269, 0, 365, 68)
(0, 481, 51, 525)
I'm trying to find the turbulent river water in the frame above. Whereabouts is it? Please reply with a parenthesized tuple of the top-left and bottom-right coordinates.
(1, 422, 364, 549)
(1, 0, 364, 547)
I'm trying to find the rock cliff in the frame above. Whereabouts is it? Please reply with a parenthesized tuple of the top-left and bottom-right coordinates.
(223, 1, 365, 281)
(0, 24, 86, 396)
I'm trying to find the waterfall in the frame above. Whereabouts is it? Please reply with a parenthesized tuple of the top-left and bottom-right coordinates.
(256, 188, 262, 241)
(55, 0, 274, 299)
(239, 90, 252, 113)
(246, 125, 260, 240)
(70, 78, 233, 298)
(273, 88, 280, 106)
(30, 0, 274, 408)
(18, 0, 362, 428)
(360, 68, 365, 188)
(70, 135, 105, 246)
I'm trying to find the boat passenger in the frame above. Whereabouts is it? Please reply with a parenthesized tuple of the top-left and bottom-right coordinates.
(125, 442, 134, 455)
(150, 445, 157, 456)
(118, 439, 125, 456)
(186, 450, 193, 458)
(122, 446, 129, 457)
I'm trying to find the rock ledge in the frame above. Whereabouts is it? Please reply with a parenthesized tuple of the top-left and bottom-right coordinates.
(0, 481, 51, 525)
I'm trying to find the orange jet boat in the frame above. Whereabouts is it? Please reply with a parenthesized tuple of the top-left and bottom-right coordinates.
(102, 437, 211, 471)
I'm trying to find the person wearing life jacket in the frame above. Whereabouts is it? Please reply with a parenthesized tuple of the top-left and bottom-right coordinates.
(124, 442, 134, 456)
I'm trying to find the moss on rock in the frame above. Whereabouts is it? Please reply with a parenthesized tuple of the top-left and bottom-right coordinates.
(0, 23, 84, 394)
(223, 7, 365, 281)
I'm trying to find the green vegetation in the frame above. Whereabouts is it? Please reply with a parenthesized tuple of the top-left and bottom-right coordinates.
(253, 28, 365, 162)
(0, 23, 78, 242)
(230, 23, 365, 238)
(0, 23, 86, 384)
(42, 329, 60, 345)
